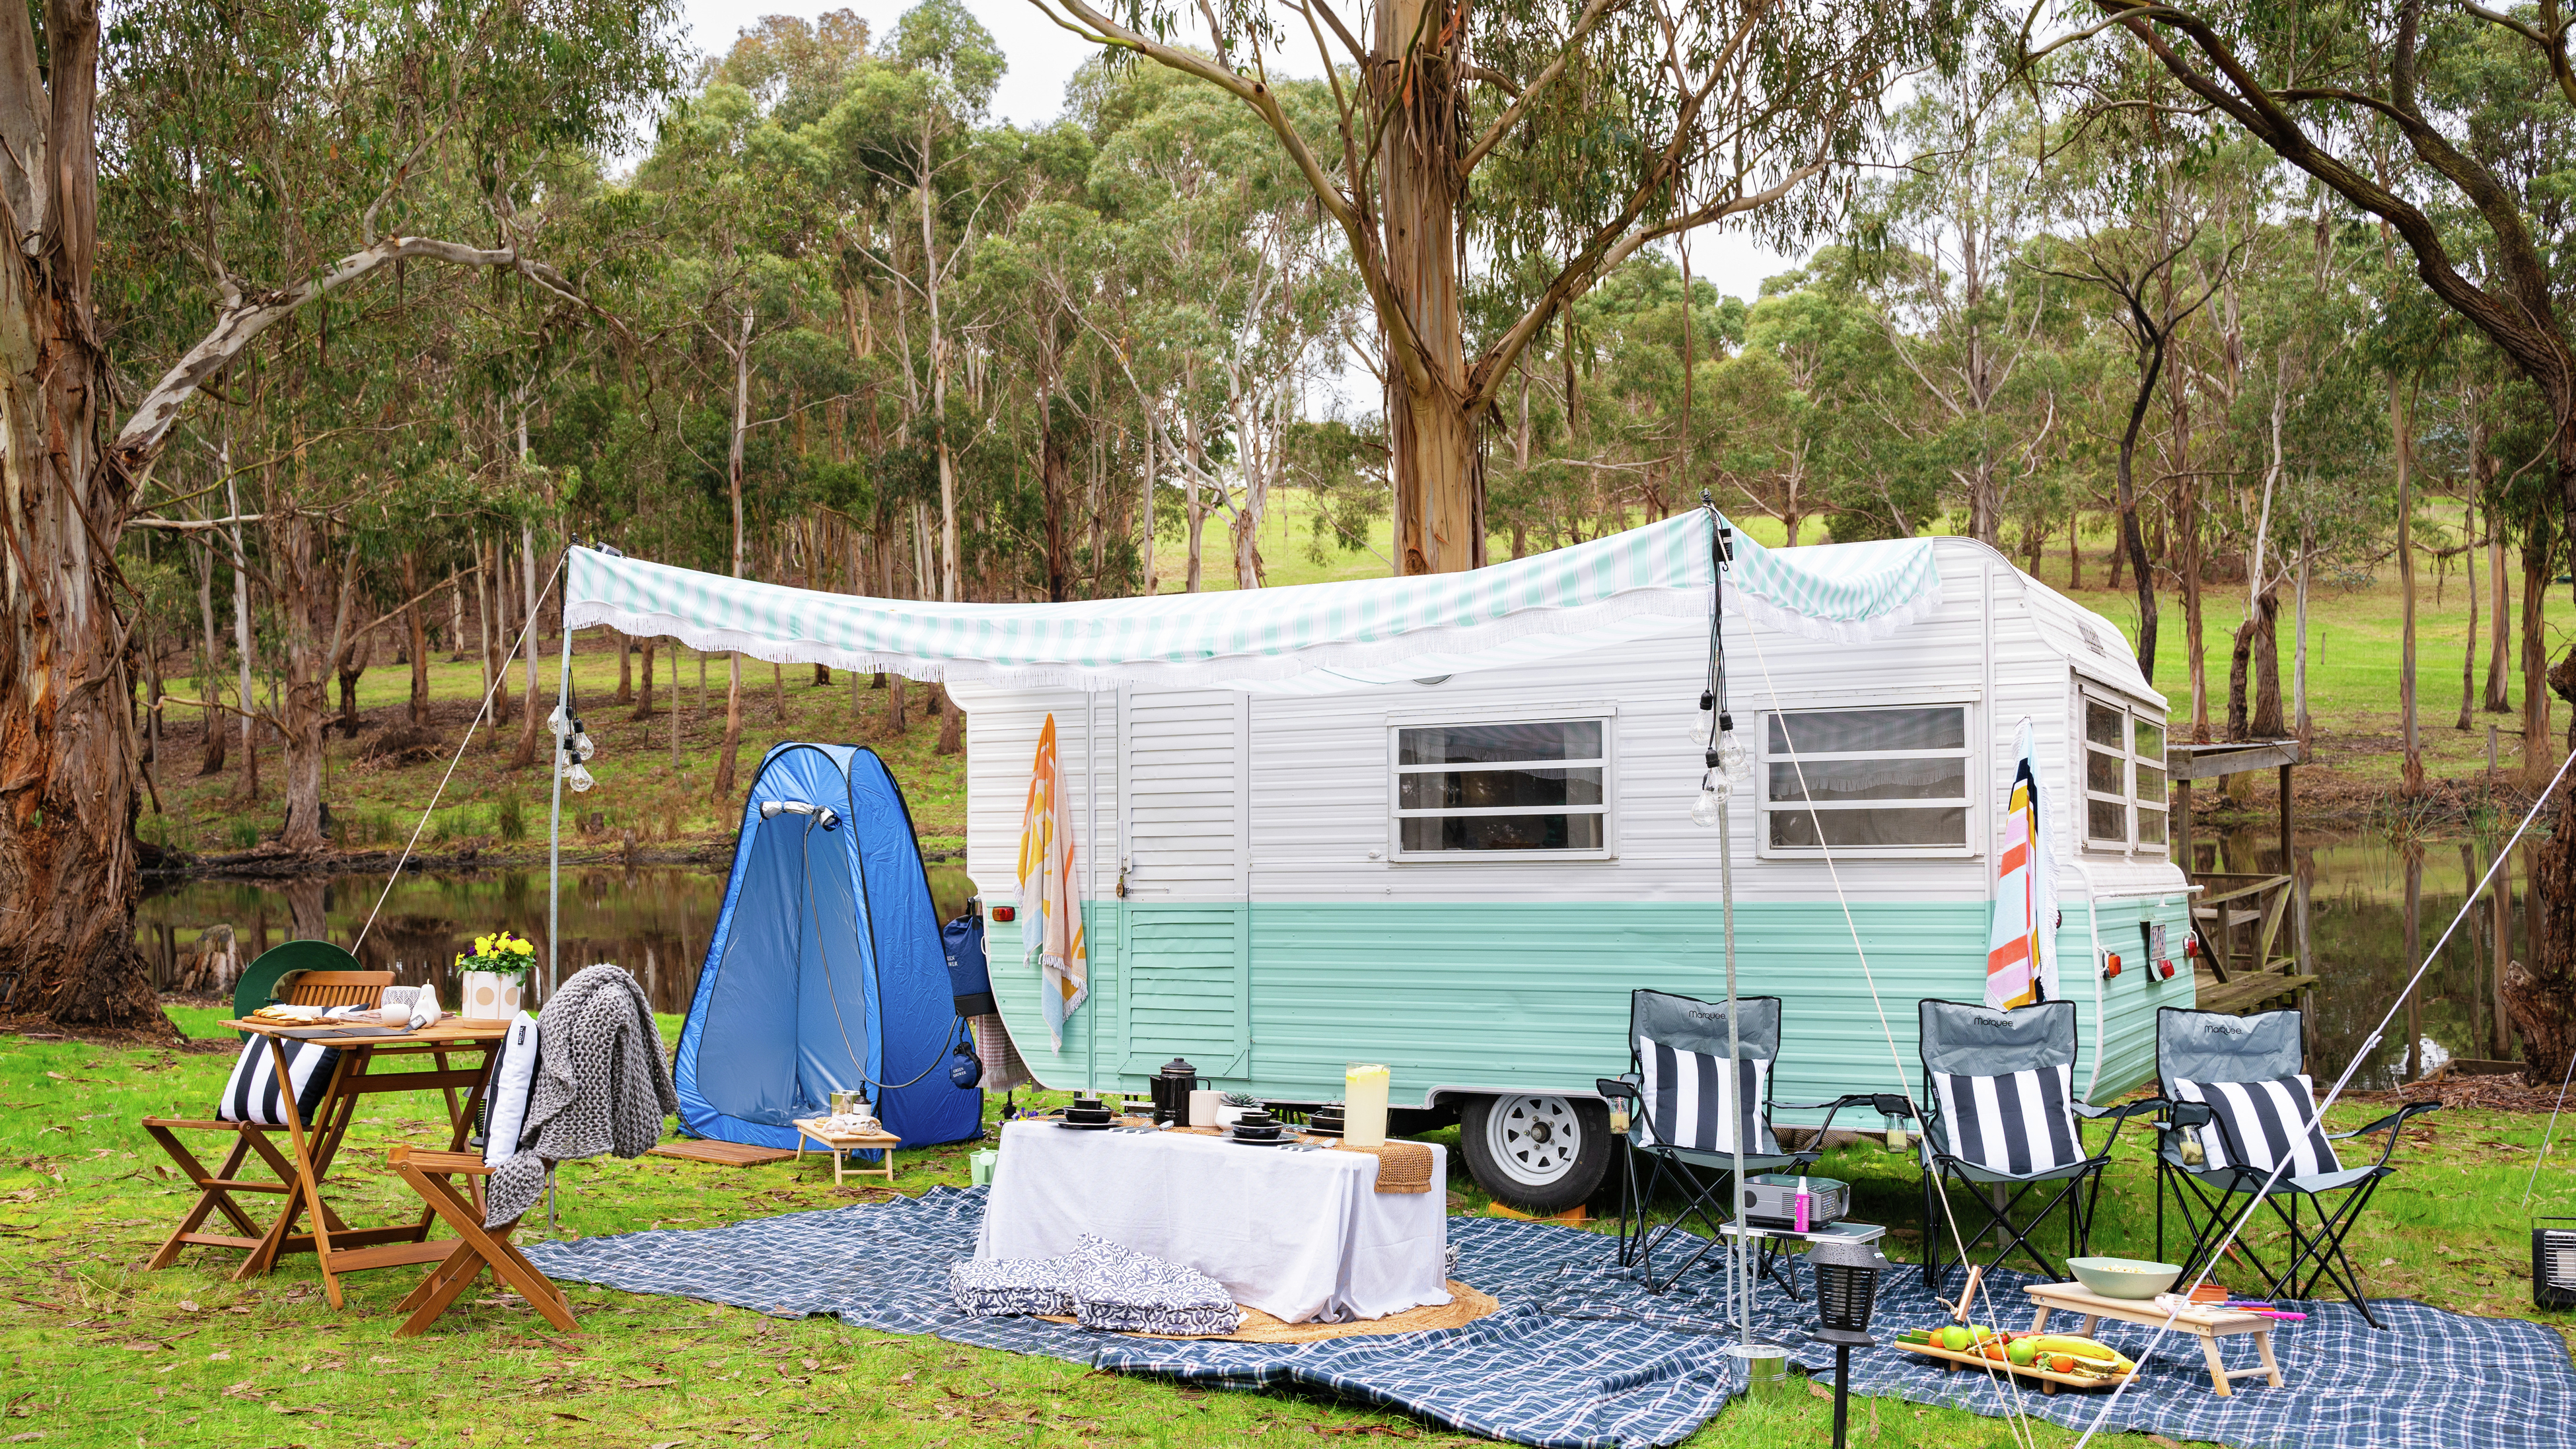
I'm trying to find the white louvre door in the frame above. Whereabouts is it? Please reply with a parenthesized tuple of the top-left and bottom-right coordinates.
(1120, 691, 1251, 1080)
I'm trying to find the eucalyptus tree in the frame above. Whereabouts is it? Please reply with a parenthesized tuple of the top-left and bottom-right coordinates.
(1715, 277, 1890, 546)
(0, 0, 680, 1027)
(1862, 65, 2061, 547)
(2055, 0, 2576, 1075)
(1027, 0, 1963, 574)
(816, 0, 1005, 604)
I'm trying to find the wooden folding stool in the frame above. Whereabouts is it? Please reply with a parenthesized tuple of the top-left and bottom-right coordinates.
(385, 1145, 578, 1337)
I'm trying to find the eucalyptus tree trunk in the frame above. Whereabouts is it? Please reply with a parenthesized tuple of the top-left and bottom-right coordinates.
(195, 530, 227, 774)
(713, 308, 751, 802)
(404, 549, 429, 726)
(1371, 0, 1481, 576)
(0, 0, 159, 1026)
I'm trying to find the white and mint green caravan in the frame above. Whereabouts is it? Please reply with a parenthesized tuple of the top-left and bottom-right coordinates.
(562, 511, 2190, 1212)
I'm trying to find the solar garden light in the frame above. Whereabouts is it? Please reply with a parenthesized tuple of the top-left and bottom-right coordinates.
(1806, 1234, 1890, 1449)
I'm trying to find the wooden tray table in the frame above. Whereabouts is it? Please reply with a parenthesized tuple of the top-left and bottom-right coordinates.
(793, 1118, 901, 1185)
(2025, 1281, 2283, 1397)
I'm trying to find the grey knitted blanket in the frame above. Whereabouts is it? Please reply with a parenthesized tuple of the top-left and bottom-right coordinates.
(485, 964, 678, 1226)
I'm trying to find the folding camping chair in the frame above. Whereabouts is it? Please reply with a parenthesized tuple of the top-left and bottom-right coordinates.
(1914, 998, 2154, 1291)
(2151, 1007, 2437, 1329)
(1596, 989, 1898, 1296)
(141, 968, 392, 1271)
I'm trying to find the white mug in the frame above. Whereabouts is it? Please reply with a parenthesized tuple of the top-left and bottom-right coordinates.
(1188, 1089, 1223, 1128)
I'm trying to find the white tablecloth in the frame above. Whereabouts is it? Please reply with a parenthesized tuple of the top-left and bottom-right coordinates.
(975, 1120, 1451, 1324)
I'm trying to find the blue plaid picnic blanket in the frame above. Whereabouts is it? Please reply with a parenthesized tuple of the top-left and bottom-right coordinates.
(524, 1188, 2576, 1448)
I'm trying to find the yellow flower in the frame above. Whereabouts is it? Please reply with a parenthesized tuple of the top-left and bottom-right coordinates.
(474, 935, 491, 956)
(511, 939, 534, 956)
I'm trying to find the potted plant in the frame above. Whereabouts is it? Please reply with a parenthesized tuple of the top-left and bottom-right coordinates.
(455, 931, 536, 1021)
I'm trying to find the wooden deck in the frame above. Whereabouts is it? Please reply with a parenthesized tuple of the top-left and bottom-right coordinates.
(2192, 965, 2317, 1017)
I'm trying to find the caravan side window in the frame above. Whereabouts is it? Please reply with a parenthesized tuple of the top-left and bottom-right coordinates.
(1391, 719, 1610, 857)
(1758, 706, 1972, 854)
(2082, 693, 2168, 852)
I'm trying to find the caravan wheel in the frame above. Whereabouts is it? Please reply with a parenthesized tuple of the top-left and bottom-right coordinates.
(1460, 1094, 1610, 1216)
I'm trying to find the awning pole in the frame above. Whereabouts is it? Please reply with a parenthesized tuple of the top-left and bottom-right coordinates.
(548, 613, 573, 999)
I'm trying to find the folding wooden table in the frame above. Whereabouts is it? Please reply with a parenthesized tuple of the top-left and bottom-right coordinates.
(216, 1017, 509, 1308)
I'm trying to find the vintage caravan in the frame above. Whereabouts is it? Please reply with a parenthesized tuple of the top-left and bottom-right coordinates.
(564, 512, 2192, 1211)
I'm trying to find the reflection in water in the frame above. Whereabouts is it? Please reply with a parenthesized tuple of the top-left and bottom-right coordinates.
(137, 865, 980, 1017)
(2188, 826, 2536, 1089)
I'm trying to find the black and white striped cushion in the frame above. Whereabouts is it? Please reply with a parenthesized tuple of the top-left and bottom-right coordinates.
(2172, 1075, 2340, 1179)
(215, 1037, 341, 1127)
(1639, 1039, 1778, 1156)
(1933, 1064, 2082, 1176)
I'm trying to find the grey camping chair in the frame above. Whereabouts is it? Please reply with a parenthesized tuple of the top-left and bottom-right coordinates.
(1595, 989, 1895, 1296)
(1915, 999, 2155, 1291)
(2151, 1007, 2436, 1329)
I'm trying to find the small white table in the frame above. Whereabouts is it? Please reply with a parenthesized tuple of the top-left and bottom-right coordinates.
(976, 1120, 1450, 1324)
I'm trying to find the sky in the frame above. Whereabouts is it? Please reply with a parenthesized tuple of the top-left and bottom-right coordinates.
(678, 0, 1805, 304)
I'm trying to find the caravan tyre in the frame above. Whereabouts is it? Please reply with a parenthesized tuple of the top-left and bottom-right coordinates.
(1460, 1094, 1610, 1216)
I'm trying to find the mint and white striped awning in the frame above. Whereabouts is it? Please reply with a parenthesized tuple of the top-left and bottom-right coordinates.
(562, 511, 1939, 693)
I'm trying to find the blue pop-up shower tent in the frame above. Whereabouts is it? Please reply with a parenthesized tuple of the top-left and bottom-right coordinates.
(672, 742, 982, 1150)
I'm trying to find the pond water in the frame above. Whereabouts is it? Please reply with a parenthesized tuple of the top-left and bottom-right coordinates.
(136, 863, 978, 1018)
(136, 832, 2532, 1089)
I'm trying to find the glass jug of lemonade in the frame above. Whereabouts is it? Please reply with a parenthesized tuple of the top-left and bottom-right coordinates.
(1344, 1063, 1391, 1147)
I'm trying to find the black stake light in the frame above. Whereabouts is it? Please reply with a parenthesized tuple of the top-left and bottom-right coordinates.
(1807, 1234, 1890, 1449)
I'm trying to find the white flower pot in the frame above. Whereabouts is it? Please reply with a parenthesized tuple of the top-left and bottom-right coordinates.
(460, 970, 525, 1022)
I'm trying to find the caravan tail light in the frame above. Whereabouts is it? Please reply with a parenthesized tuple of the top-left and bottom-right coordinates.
(2183, 933, 2200, 959)
(2157, 959, 2178, 980)
(2102, 952, 2123, 981)
(991, 905, 1017, 923)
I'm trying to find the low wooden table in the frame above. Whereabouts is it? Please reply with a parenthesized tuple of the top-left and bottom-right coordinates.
(793, 1118, 900, 1185)
(2025, 1281, 2283, 1397)
(190, 1017, 509, 1309)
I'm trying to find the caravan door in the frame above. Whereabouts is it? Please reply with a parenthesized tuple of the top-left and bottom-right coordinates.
(1119, 688, 1252, 1082)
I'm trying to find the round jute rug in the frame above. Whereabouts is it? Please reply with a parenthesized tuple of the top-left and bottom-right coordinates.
(1042, 1280, 1500, 1343)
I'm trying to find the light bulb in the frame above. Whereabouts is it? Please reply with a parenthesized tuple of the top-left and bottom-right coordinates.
(1715, 736, 1748, 779)
(572, 732, 596, 762)
(547, 704, 573, 733)
(1690, 785, 1723, 829)
(563, 761, 595, 793)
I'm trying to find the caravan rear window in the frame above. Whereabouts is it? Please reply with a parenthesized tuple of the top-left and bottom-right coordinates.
(1758, 706, 1972, 855)
(1392, 719, 1610, 857)
(2083, 693, 2168, 852)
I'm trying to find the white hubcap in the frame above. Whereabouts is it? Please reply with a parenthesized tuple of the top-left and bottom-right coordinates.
(1486, 1095, 1583, 1187)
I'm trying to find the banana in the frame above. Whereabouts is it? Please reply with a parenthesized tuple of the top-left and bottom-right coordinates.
(2022, 1335, 2135, 1374)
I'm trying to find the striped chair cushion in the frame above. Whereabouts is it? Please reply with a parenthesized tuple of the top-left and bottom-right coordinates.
(2172, 1075, 2340, 1179)
(1932, 1064, 2082, 1176)
(216, 1037, 341, 1127)
(1638, 1039, 1778, 1156)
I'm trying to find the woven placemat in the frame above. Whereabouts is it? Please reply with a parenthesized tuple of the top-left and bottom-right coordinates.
(1041, 1280, 1497, 1343)
(1328, 1139, 1436, 1193)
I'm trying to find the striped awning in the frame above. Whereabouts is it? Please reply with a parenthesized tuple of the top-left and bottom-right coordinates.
(562, 511, 1939, 693)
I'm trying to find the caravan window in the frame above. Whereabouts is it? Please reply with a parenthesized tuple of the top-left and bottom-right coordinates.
(1392, 719, 1610, 857)
(1758, 706, 1972, 854)
(2082, 692, 2168, 851)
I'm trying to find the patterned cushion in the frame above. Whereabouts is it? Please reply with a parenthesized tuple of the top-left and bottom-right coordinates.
(1637, 1040, 1777, 1156)
(949, 1256, 1073, 1318)
(1070, 1236, 1240, 1337)
(216, 1036, 341, 1127)
(1931, 1064, 2082, 1176)
(2172, 1075, 2340, 1180)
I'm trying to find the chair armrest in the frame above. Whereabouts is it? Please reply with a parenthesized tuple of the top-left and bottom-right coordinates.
(2157, 1100, 2214, 1129)
(2334, 1100, 2440, 1154)
(2072, 1098, 2162, 1121)
(1594, 1077, 1641, 1106)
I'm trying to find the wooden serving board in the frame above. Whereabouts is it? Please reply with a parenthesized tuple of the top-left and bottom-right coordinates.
(1890, 1338, 2133, 1395)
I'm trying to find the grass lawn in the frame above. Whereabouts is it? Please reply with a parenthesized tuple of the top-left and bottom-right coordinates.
(6, 1010, 2573, 1447)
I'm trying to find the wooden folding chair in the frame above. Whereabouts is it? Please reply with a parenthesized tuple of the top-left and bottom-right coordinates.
(142, 969, 393, 1271)
(386, 1145, 577, 1337)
